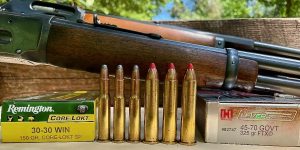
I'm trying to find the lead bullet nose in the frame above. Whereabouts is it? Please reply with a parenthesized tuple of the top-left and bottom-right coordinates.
(101, 64, 108, 69)
(117, 65, 123, 70)
(133, 65, 139, 70)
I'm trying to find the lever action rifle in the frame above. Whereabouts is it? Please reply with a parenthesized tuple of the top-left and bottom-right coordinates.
(0, 0, 258, 92)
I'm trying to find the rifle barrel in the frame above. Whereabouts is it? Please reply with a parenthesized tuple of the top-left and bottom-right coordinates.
(256, 75, 300, 96)
(254, 41, 300, 59)
(237, 51, 300, 76)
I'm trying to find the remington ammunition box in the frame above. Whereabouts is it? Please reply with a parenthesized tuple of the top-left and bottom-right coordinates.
(196, 90, 300, 146)
(1, 91, 97, 143)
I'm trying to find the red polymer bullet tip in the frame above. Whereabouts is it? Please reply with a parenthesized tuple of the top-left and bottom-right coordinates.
(149, 63, 156, 69)
(187, 63, 194, 69)
(168, 63, 175, 69)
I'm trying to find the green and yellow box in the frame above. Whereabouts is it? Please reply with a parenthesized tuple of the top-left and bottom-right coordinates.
(1, 91, 98, 143)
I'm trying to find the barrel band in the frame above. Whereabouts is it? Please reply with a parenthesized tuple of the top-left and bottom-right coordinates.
(222, 48, 239, 90)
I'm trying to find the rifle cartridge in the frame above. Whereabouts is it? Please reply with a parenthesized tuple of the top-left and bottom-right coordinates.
(162, 63, 178, 144)
(144, 63, 159, 144)
(180, 64, 197, 145)
(98, 65, 110, 141)
(129, 65, 141, 142)
(113, 65, 125, 142)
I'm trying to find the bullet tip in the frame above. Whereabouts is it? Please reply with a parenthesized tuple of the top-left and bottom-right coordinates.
(101, 64, 108, 69)
(133, 65, 139, 70)
(149, 63, 156, 69)
(168, 63, 175, 69)
(117, 65, 123, 70)
(187, 63, 194, 69)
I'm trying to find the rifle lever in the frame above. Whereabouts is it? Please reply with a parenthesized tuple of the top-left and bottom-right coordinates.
(0, 0, 84, 22)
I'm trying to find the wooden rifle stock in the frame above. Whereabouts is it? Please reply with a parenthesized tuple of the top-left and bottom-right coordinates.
(84, 14, 217, 47)
(45, 18, 258, 91)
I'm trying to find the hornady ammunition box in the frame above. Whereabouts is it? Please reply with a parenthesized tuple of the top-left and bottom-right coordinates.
(196, 90, 300, 146)
(1, 91, 98, 143)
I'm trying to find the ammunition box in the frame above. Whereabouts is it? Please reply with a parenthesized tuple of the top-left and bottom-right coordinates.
(1, 91, 97, 143)
(196, 90, 300, 146)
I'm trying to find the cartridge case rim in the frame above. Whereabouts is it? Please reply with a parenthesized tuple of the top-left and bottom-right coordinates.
(143, 141, 159, 144)
(179, 141, 197, 145)
(128, 140, 140, 143)
(97, 139, 111, 143)
(112, 140, 125, 143)
(162, 140, 178, 144)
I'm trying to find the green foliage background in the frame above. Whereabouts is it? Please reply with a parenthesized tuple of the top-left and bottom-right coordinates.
(171, 0, 300, 19)
(0, 0, 299, 20)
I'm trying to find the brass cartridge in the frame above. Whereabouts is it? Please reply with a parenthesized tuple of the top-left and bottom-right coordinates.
(129, 65, 141, 142)
(144, 63, 159, 144)
(162, 63, 178, 144)
(98, 65, 110, 141)
(113, 65, 125, 142)
(180, 63, 197, 145)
